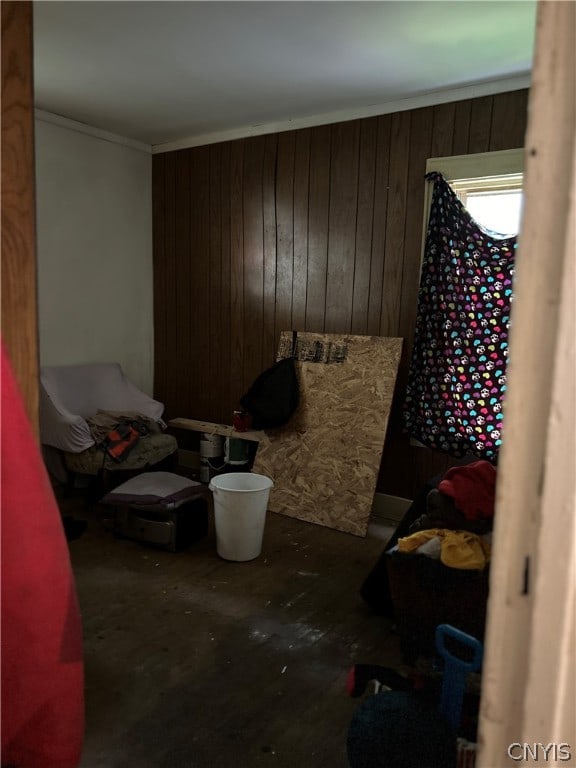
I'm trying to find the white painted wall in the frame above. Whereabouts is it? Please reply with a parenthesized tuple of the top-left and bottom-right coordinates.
(35, 118, 154, 394)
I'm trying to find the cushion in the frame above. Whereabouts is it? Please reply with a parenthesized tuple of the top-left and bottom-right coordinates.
(64, 433, 177, 475)
(100, 471, 207, 510)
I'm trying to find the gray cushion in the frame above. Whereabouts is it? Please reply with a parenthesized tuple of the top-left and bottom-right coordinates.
(101, 471, 207, 510)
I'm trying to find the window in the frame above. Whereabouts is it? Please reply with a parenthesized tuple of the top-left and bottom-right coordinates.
(451, 173, 524, 236)
(422, 148, 525, 244)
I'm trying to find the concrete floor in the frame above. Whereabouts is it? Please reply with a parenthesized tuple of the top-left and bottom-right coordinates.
(62, 494, 401, 768)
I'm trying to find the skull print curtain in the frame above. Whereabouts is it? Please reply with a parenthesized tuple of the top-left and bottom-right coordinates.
(403, 172, 516, 459)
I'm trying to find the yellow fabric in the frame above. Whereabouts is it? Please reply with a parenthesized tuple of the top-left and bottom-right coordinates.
(397, 528, 490, 570)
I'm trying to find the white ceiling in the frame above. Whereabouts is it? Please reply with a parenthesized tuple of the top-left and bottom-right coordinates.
(33, 1, 537, 148)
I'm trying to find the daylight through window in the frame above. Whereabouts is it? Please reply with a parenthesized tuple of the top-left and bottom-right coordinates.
(422, 149, 525, 245)
(451, 173, 524, 235)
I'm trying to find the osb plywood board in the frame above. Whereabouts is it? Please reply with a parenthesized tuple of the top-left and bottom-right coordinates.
(252, 332, 403, 536)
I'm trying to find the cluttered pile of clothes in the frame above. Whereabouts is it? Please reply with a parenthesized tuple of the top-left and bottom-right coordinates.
(396, 461, 496, 570)
(361, 461, 497, 662)
(86, 410, 160, 463)
(63, 409, 177, 480)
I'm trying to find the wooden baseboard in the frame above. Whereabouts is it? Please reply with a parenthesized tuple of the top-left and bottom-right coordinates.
(177, 452, 411, 530)
(370, 493, 412, 527)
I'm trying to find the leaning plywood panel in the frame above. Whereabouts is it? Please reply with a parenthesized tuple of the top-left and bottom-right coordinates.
(253, 332, 402, 536)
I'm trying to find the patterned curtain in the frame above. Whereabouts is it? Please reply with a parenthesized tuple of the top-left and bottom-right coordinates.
(403, 172, 516, 459)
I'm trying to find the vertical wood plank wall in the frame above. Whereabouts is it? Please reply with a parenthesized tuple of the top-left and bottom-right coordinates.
(153, 89, 528, 499)
(1, 1, 39, 436)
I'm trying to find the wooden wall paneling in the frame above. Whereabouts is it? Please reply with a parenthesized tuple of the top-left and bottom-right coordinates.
(351, 117, 378, 335)
(398, 106, 433, 346)
(430, 102, 456, 158)
(325, 120, 360, 334)
(305, 125, 331, 333)
(174, 150, 191, 417)
(163, 151, 177, 416)
(191, 147, 211, 419)
(274, 131, 296, 342)
(467, 95, 494, 154)
(382, 102, 454, 498)
(152, 154, 167, 407)
(512, 89, 529, 148)
(489, 90, 528, 151)
(242, 136, 265, 393)
(380, 111, 411, 336)
(382, 435, 452, 500)
(219, 143, 232, 421)
(1, 1, 38, 434)
(376, 111, 412, 487)
(262, 134, 279, 367)
(153, 89, 530, 498)
(209, 143, 224, 422)
(292, 129, 311, 331)
(229, 140, 245, 410)
(452, 99, 472, 156)
(367, 115, 391, 336)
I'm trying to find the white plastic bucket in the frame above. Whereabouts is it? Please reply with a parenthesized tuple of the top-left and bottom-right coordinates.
(209, 472, 274, 561)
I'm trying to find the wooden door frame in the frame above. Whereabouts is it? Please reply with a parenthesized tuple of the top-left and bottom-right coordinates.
(478, 2, 576, 764)
(1, 0, 39, 436)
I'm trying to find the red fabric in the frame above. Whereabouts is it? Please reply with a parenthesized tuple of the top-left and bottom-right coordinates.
(1, 344, 84, 768)
(438, 460, 497, 521)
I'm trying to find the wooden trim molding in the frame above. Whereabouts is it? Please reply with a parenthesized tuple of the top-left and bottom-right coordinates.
(34, 108, 152, 154)
(153, 75, 531, 154)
